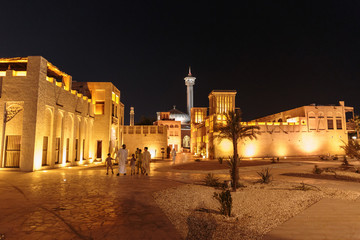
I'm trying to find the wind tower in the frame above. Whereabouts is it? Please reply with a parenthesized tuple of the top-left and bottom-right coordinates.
(184, 66, 196, 115)
(130, 107, 134, 126)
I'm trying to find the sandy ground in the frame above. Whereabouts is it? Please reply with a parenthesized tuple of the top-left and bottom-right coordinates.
(153, 180, 360, 240)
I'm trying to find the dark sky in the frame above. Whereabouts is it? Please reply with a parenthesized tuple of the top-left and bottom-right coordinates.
(1, 0, 360, 123)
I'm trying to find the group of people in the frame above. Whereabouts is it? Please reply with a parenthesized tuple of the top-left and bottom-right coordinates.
(105, 144, 151, 176)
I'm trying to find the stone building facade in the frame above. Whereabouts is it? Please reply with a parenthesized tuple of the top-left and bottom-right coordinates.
(191, 90, 354, 159)
(123, 125, 167, 158)
(0, 56, 124, 171)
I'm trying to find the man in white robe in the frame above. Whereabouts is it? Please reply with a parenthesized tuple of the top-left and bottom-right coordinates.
(116, 144, 128, 176)
(171, 148, 176, 164)
(143, 147, 151, 175)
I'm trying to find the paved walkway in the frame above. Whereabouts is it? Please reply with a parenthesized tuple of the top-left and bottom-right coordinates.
(0, 164, 188, 240)
(0, 155, 359, 239)
(263, 198, 360, 240)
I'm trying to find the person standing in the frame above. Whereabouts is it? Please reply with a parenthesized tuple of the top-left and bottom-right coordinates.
(136, 149, 143, 174)
(171, 148, 176, 164)
(116, 144, 128, 176)
(143, 147, 151, 176)
(130, 154, 136, 176)
(105, 153, 114, 175)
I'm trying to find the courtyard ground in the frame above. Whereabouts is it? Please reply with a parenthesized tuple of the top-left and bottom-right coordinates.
(0, 154, 359, 239)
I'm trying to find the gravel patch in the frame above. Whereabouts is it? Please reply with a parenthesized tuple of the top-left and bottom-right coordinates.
(153, 182, 360, 240)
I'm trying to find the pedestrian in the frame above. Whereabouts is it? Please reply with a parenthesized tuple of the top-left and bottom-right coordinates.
(116, 144, 128, 176)
(130, 154, 136, 175)
(171, 147, 176, 163)
(136, 149, 143, 174)
(105, 153, 114, 175)
(143, 147, 151, 176)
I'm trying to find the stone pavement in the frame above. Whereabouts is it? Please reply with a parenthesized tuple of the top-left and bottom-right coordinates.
(1, 156, 360, 240)
(0, 163, 189, 240)
(263, 198, 360, 240)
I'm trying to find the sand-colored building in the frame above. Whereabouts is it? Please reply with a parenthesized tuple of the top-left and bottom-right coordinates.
(123, 125, 167, 158)
(0, 56, 124, 171)
(72, 82, 124, 160)
(154, 111, 182, 151)
(191, 90, 354, 158)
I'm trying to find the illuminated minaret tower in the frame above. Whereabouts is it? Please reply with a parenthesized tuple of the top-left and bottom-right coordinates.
(130, 107, 134, 126)
(184, 66, 196, 115)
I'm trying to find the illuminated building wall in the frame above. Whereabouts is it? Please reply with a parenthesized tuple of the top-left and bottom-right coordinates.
(191, 89, 353, 159)
(154, 119, 181, 151)
(0, 56, 96, 171)
(72, 82, 124, 161)
(123, 125, 168, 158)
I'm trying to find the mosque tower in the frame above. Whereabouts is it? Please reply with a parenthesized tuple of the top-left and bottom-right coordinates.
(184, 66, 196, 115)
(130, 107, 134, 126)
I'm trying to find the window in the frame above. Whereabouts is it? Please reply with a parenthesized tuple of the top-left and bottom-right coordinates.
(66, 138, 70, 162)
(95, 101, 105, 115)
(42, 136, 48, 166)
(336, 119, 342, 130)
(170, 131, 174, 136)
(327, 119, 334, 130)
(174, 131, 179, 136)
(170, 125, 174, 128)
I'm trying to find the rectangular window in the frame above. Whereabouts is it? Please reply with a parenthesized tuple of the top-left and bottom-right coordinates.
(327, 119, 334, 130)
(309, 117, 316, 130)
(336, 119, 342, 130)
(95, 101, 105, 115)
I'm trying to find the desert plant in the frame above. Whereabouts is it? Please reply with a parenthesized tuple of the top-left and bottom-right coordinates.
(341, 139, 360, 160)
(213, 190, 232, 217)
(215, 110, 260, 191)
(218, 157, 223, 164)
(204, 173, 220, 187)
(293, 182, 320, 191)
(355, 167, 360, 174)
(257, 167, 272, 183)
(342, 156, 349, 166)
(313, 165, 323, 174)
(195, 159, 201, 162)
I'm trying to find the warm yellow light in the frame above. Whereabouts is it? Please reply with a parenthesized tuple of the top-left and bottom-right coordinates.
(56, 81, 62, 87)
(244, 142, 256, 157)
(46, 76, 54, 83)
(83, 96, 88, 101)
(71, 90, 77, 95)
(267, 122, 273, 125)
(77, 93, 83, 98)
(116, 95, 119, 104)
(276, 145, 287, 156)
(258, 122, 265, 125)
(301, 135, 319, 153)
(14, 71, 26, 76)
(112, 92, 116, 102)
(274, 122, 280, 126)
(282, 122, 288, 125)
(219, 139, 233, 153)
(88, 99, 92, 103)
(0, 71, 6, 76)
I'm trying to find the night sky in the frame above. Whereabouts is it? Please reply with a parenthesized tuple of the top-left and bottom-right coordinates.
(1, 1, 360, 123)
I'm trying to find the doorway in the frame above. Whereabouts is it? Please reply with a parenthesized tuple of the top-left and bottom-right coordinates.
(96, 141, 102, 159)
(4, 135, 21, 168)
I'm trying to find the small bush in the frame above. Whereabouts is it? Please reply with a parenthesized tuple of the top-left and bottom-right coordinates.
(195, 159, 201, 162)
(355, 167, 360, 174)
(293, 182, 320, 191)
(342, 156, 349, 166)
(213, 190, 232, 217)
(218, 157, 223, 164)
(313, 165, 323, 174)
(257, 167, 272, 183)
(204, 173, 220, 187)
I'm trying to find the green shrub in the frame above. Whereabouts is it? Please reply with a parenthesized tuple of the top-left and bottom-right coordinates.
(213, 190, 232, 217)
(218, 157, 223, 164)
(313, 165, 323, 174)
(257, 167, 272, 183)
(204, 173, 220, 187)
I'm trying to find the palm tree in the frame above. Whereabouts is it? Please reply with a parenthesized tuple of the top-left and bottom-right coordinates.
(350, 115, 360, 139)
(215, 110, 260, 191)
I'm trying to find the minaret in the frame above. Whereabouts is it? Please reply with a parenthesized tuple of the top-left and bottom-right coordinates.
(130, 107, 134, 126)
(184, 66, 196, 115)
